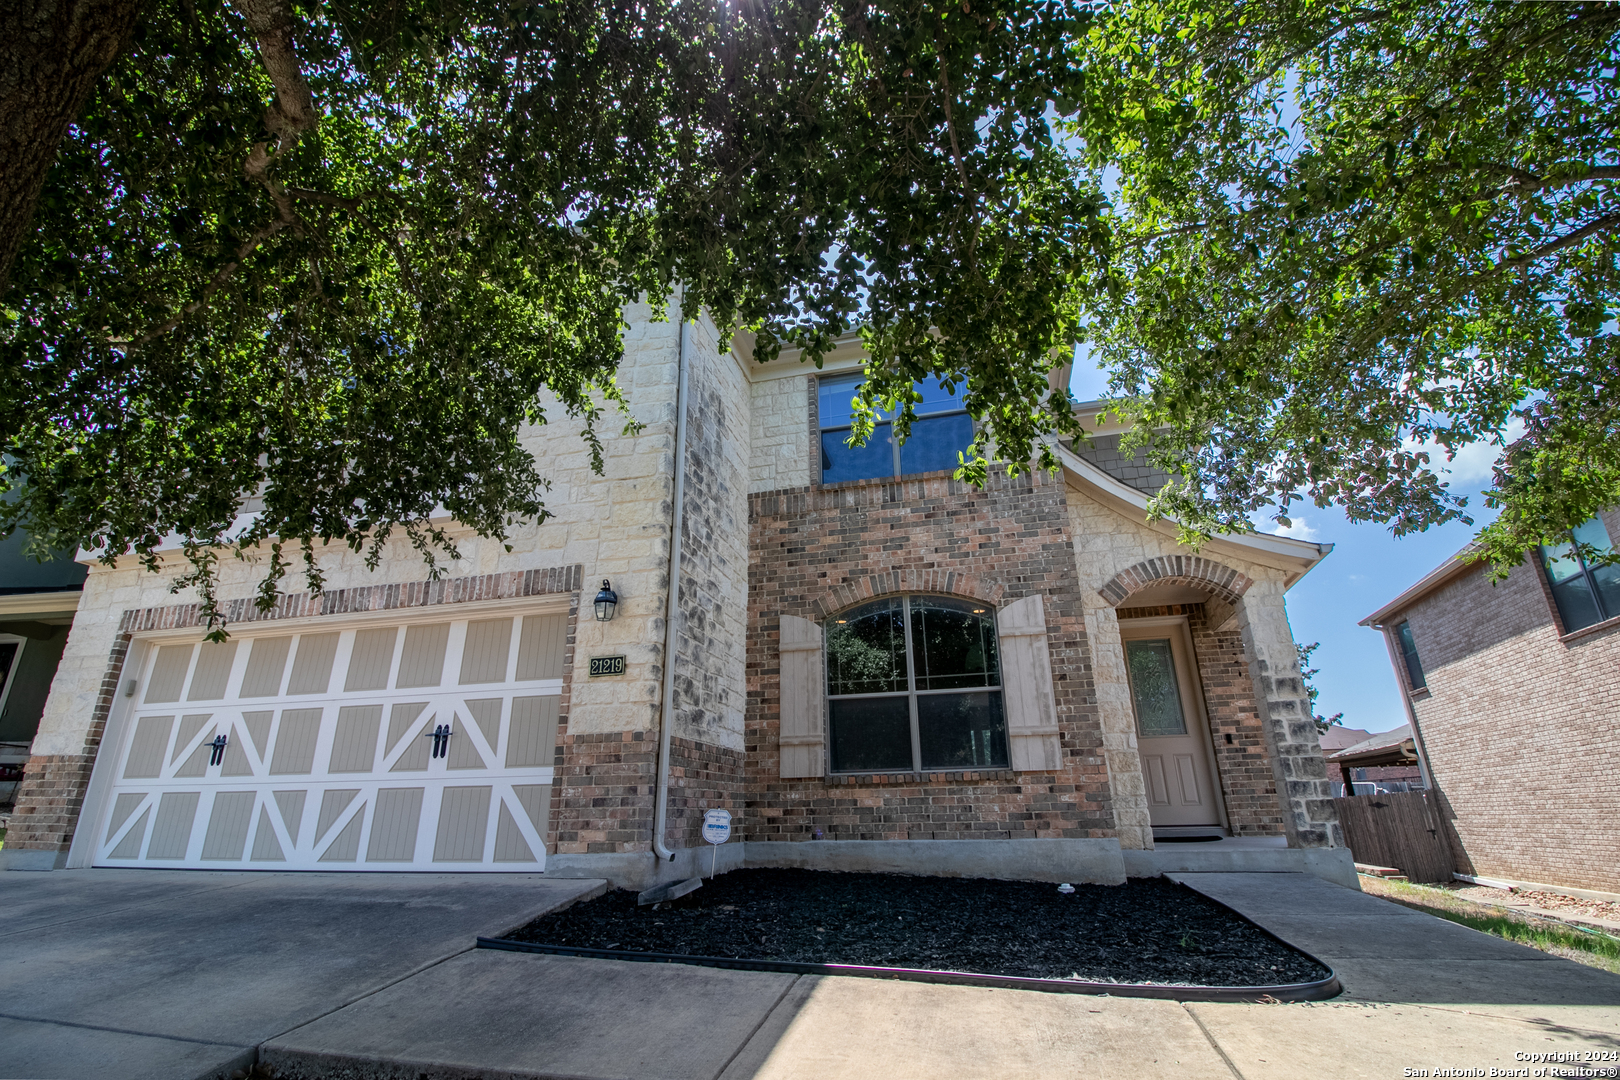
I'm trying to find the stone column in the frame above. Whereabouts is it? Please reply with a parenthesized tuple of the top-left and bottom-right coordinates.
(1083, 599, 1153, 850)
(1232, 582, 1342, 848)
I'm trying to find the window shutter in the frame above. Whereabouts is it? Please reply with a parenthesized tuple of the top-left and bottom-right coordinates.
(778, 615, 825, 778)
(996, 595, 1062, 772)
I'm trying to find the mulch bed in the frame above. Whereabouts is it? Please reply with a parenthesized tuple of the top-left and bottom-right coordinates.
(506, 869, 1329, 986)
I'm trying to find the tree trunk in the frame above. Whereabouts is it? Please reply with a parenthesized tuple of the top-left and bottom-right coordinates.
(0, 0, 145, 299)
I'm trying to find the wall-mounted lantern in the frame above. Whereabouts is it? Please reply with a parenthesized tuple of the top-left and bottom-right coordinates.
(594, 579, 619, 622)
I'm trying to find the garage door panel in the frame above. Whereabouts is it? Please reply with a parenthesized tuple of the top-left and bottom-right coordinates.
(241, 636, 292, 697)
(330, 705, 383, 773)
(506, 697, 558, 768)
(434, 786, 492, 862)
(95, 613, 562, 872)
(386, 703, 433, 772)
(251, 805, 286, 861)
(123, 715, 173, 779)
(109, 806, 151, 859)
(144, 645, 194, 704)
(367, 787, 425, 862)
(319, 805, 366, 862)
(105, 791, 147, 845)
(448, 699, 501, 770)
(187, 641, 239, 702)
(148, 792, 201, 859)
(221, 710, 271, 776)
(172, 715, 216, 778)
(201, 791, 256, 860)
(493, 803, 537, 863)
(459, 619, 514, 685)
(517, 615, 565, 680)
(346, 627, 399, 692)
(273, 789, 307, 847)
(287, 633, 340, 695)
(270, 709, 323, 774)
(397, 623, 451, 688)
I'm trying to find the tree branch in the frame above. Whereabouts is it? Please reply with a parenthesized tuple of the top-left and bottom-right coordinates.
(1496, 212, 1620, 271)
(231, 0, 317, 142)
(936, 52, 970, 191)
(117, 217, 292, 348)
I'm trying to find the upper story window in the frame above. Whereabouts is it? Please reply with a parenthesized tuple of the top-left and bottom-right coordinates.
(1394, 621, 1426, 691)
(818, 373, 974, 484)
(1540, 516, 1620, 633)
(825, 596, 1004, 773)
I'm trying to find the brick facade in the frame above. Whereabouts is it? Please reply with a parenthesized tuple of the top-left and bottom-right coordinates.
(745, 467, 1118, 842)
(1376, 509, 1620, 893)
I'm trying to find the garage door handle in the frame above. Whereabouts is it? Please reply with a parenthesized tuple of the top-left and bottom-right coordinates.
(208, 735, 228, 767)
(423, 724, 451, 759)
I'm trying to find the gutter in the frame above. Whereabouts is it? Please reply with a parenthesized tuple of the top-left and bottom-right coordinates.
(651, 315, 691, 864)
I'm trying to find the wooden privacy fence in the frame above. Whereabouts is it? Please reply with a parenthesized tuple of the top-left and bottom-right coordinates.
(1332, 789, 1454, 883)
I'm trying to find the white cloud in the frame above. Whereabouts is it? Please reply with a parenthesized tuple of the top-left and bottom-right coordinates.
(1402, 418, 1526, 490)
(1260, 515, 1320, 541)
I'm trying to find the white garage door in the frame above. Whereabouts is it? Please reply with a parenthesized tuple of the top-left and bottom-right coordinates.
(92, 610, 565, 871)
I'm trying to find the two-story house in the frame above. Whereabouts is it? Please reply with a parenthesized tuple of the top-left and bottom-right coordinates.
(2, 306, 1352, 888)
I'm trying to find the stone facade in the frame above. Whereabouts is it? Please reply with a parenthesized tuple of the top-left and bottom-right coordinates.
(1369, 508, 1620, 894)
(1065, 485, 1340, 850)
(6, 307, 1345, 883)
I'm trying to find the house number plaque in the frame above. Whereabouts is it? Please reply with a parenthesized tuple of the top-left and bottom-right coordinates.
(588, 655, 627, 678)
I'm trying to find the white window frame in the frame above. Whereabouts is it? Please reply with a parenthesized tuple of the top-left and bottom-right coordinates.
(0, 633, 26, 727)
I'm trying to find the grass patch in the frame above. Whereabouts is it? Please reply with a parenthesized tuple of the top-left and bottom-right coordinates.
(1360, 875, 1620, 975)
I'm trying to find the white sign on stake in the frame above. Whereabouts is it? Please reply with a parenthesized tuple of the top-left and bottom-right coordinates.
(702, 808, 731, 878)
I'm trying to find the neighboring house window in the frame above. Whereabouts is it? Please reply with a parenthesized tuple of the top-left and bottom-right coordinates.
(825, 596, 1005, 772)
(0, 638, 20, 717)
(1540, 516, 1620, 633)
(1395, 621, 1426, 691)
(818, 373, 974, 483)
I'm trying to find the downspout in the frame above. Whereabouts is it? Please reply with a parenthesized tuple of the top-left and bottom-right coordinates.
(651, 316, 691, 863)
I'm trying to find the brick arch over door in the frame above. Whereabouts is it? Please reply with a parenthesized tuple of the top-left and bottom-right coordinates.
(808, 569, 1006, 621)
(1097, 555, 1254, 608)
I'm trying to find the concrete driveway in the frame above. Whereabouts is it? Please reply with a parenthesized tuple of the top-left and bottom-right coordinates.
(6, 869, 1620, 1079)
(0, 868, 603, 1079)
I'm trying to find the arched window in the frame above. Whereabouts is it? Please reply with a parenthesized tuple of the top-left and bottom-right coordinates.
(824, 596, 1005, 773)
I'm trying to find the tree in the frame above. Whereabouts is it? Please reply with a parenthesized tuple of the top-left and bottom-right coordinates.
(1296, 641, 1344, 735)
(1, 0, 1104, 630)
(1074, 0, 1620, 572)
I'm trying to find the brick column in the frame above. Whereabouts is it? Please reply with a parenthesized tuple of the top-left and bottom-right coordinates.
(1233, 586, 1342, 848)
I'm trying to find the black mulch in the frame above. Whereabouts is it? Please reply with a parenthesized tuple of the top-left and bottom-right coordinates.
(504, 869, 1329, 986)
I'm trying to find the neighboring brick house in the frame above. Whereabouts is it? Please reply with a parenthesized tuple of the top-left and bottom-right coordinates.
(0, 532, 88, 809)
(1317, 726, 1424, 797)
(1361, 511, 1620, 896)
(1, 307, 1353, 888)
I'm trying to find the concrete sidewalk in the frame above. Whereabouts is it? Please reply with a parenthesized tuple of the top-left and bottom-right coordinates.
(8, 869, 1620, 1079)
(259, 872, 1620, 1079)
(0, 869, 604, 1079)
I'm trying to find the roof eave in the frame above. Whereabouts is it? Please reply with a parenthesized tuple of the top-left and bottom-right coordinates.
(1052, 441, 1332, 588)
(1359, 546, 1485, 628)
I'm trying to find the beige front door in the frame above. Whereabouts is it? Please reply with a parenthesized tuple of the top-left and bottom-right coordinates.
(1121, 619, 1225, 830)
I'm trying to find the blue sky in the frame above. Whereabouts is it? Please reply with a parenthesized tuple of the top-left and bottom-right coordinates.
(1068, 358, 1504, 734)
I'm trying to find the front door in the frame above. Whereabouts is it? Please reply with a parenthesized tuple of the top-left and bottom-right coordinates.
(1121, 622, 1224, 829)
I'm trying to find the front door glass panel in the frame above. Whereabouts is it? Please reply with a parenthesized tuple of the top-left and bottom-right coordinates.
(1126, 639, 1187, 737)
